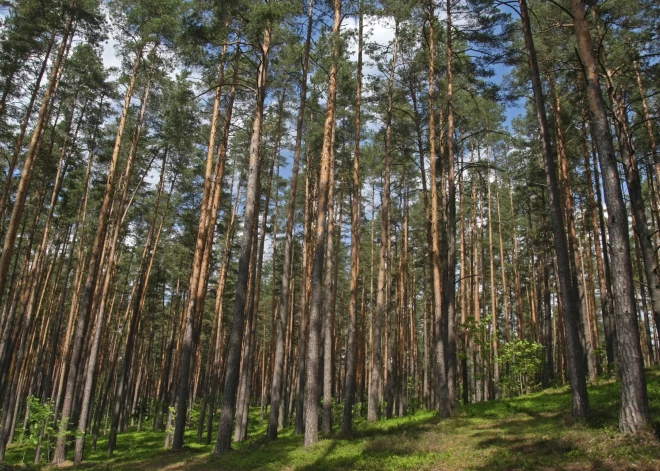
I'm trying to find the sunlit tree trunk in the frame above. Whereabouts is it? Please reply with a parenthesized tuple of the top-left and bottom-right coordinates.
(214, 23, 271, 453)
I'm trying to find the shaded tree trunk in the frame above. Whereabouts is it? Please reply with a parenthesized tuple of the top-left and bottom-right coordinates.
(569, 0, 648, 433)
(518, 0, 589, 417)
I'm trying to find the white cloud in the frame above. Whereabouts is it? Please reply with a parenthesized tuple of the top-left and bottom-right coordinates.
(102, 35, 121, 70)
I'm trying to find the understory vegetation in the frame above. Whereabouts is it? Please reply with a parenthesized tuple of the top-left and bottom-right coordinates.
(3, 369, 659, 470)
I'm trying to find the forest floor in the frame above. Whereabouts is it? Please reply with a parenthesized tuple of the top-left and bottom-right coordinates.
(4, 368, 660, 470)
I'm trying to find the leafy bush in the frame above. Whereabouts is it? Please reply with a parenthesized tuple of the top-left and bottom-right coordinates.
(497, 339, 543, 397)
(18, 395, 56, 463)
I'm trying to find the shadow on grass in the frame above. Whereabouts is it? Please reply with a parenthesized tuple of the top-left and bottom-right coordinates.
(4, 368, 660, 470)
(471, 435, 620, 471)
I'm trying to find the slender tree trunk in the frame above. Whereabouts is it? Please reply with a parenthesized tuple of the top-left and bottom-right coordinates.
(369, 22, 398, 422)
(495, 182, 510, 343)
(547, 73, 597, 381)
(342, 2, 362, 434)
(295, 150, 314, 435)
(107, 152, 169, 456)
(444, 0, 458, 414)
(236, 98, 283, 441)
(426, 0, 450, 416)
(303, 0, 340, 447)
(268, 0, 313, 439)
(486, 160, 500, 399)
(172, 38, 236, 450)
(75, 55, 155, 463)
(581, 115, 616, 373)
(322, 128, 337, 433)
(214, 24, 271, 453)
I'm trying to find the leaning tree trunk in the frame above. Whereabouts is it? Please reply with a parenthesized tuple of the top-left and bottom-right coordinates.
(0, 6, 73, 321)
(0, 32, 55, 232)
(51, 39, 146, 466)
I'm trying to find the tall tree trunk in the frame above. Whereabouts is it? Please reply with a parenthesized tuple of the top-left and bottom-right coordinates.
(172, 38, 234, 450)
(581, 114, 616, 372)
(495, 182, 510, 343)
(486, 159, 500, 399)
(303, 0, 340, 447)
(507, 175, 524, 340)
(569, 0, 648, 432)
(369, 20, 398, 423)
(295, 150, 314, 436)
(518, 0, 589, 417)
(547, 73, 597, 381)
(444, 0, 457, 414)
(106, 151, 169, 456)
(206, 178, 242, 444)
(322, 126, 337, 433)
(236, 97, 283, 441)
(427, 0, 450, 417)
(342, 1, 362, 434)
(214, 24, 271, 453)
(75, 55, 156, 463)
(268, 0, 313, 439)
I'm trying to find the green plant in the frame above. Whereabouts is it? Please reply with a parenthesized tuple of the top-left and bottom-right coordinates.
(497, 339, 544, 397)
(18, 395, 56, 463)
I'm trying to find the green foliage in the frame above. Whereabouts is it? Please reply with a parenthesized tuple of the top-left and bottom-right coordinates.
(5, 370, 660, 469)
(497, 339, 544, 397)
(17, 396, 56, 463)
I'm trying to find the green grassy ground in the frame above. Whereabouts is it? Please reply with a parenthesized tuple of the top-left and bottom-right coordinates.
(4, 369, 660, 470)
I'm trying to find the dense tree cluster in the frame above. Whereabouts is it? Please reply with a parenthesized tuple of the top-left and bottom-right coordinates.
(0, 0, 657, 463)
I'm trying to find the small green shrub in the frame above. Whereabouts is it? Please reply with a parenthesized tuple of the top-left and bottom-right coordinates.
(497, 339, 543, 397)
(18, 395, 56, 463)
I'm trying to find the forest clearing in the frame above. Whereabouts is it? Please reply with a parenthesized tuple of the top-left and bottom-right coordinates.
(0, 0, 659, 468)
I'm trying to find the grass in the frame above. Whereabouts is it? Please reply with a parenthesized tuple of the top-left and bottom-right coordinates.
(4, 368, 660, 470)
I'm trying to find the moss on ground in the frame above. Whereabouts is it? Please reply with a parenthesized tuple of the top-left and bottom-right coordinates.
(4, 368, 660, 470)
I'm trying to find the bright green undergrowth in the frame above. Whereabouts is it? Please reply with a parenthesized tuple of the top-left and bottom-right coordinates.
(4, 369, 660, 470)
